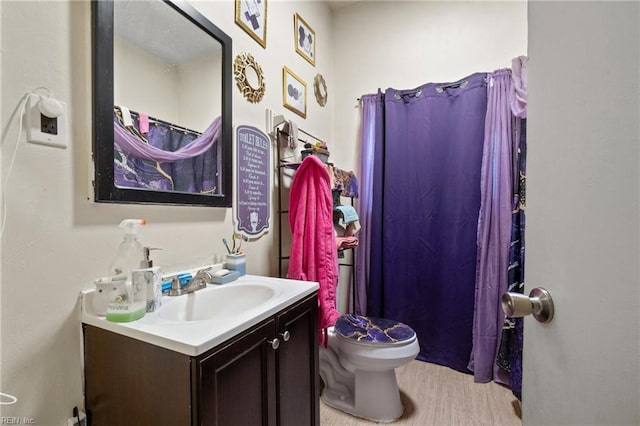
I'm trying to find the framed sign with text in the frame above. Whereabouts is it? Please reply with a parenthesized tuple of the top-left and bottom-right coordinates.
(236, 125, 270, 238)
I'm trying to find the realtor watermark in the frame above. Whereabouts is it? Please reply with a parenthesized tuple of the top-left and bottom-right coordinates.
(0, 393, 36, 423)
(0, 418, 35, 425)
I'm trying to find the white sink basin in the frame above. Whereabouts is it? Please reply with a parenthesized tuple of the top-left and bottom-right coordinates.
(82, 274, 318, 356)
(158, 284, 275, 322)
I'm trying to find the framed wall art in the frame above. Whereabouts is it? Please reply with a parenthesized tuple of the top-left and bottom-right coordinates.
(282, 66, 307, 118)
(235, 0, 267, 48)
(294, 13, 315, 66)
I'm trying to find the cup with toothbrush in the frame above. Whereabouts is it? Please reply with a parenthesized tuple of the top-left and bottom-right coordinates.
(223, 233, 248, 276)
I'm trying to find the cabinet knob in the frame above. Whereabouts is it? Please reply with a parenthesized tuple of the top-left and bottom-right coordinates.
(279, 331, 291, 342)
(267, 338, 280, 350)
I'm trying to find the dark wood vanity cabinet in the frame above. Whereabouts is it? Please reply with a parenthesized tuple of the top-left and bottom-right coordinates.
(275, 294, 320, 426)
(195, 317, 277, 425)
(84, 293, 319, 426)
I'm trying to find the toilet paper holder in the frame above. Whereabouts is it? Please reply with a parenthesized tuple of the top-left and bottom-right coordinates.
(501, 287, 554, 323)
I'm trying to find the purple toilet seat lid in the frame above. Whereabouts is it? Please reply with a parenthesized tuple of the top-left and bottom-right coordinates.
(334, 314, 416, 346)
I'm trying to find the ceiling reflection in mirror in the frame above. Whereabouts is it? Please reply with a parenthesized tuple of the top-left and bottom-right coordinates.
(113, 0, 223, 196)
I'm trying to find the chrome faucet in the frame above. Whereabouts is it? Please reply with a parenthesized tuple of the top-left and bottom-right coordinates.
(167, 268, 214, 296)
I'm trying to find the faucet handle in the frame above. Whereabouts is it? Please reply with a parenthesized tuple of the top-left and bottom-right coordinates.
(168, 277, 184, 296)
(183, 268, 211, 293)
(194, 267, 215, 284)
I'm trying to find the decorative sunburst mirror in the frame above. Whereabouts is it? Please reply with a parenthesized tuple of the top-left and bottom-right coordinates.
(314, 73, 327, 107)
(234, 52, 265, 103)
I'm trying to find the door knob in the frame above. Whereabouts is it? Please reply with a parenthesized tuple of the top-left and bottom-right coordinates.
(501, 287, 554, 323)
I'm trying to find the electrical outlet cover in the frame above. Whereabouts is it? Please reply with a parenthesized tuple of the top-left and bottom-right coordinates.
(67, 411, 86, 426)
(25, 94, 67, 149)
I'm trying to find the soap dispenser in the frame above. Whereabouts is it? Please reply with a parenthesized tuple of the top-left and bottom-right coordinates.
(132, 247, 162, 313)
(106, 219, 147, 322)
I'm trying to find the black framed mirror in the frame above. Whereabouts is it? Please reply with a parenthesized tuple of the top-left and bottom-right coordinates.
(92, 0, 232, 207)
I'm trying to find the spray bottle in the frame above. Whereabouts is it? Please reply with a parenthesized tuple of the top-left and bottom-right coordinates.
(106, 219, 147, 322)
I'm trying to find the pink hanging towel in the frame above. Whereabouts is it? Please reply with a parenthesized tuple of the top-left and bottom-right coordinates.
(288, 155, 339, 344)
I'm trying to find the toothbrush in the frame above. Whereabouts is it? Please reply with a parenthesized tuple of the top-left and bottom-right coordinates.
(234, 233, 249, 253)
(222, 238, 231, 254)
(236, 234, 243, 253)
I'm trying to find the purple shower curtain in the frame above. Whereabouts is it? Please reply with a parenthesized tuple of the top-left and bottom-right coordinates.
(354, 94, 380, 315)
(496, 56, 528, 398)
(467, 70, 515, 383)
(368, 74, 487, 371)
(496, 117, 526, 399)
(367, 90, 386, 320)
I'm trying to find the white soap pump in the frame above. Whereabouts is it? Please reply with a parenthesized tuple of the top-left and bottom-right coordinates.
(132, 247, 163, 313)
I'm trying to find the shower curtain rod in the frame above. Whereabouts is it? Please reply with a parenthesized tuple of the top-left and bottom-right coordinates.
(114, 106, 202, 137)
(356, 73, 491, 101)
(356, 93, 383, 102)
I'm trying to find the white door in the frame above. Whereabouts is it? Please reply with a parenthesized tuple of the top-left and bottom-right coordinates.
(524, 2, 639, 425)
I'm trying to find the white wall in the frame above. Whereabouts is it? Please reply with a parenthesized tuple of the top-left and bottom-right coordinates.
(0, 0, 3, 404)
(114, 37, 181, 122)
(178, 53, 222, 132)
(0, 1, 332, 423)
(331, 0, 527, 311)
(115, 36, 223, 132)
(332, 0, 528, 171)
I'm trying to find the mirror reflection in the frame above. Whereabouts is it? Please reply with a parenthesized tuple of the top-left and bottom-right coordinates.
(113, 0, 222, 195)
(92, 0, 232, 207)
(244, 65, 260, 90)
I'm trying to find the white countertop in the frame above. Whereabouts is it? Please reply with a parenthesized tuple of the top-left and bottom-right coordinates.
(81, 275, 318, 356)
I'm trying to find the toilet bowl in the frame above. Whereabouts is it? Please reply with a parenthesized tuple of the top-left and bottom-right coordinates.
(319, 314, 419, 423)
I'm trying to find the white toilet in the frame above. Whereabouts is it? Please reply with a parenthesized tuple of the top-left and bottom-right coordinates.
(319, 314, 419, 423)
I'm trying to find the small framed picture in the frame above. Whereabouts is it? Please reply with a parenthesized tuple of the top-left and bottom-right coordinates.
(283, 66, 307, 119)
(235, 0, 268, 48)
(294, 13, 315, 66)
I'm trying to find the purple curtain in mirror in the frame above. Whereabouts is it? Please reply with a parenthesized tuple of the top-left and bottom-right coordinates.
(114, 113, 222, 193)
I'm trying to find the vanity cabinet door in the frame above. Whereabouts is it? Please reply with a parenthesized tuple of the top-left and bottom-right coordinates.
(275, 295, 319, 426)
(194, 318, 277, 426)
(83, 325, 192, 426)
